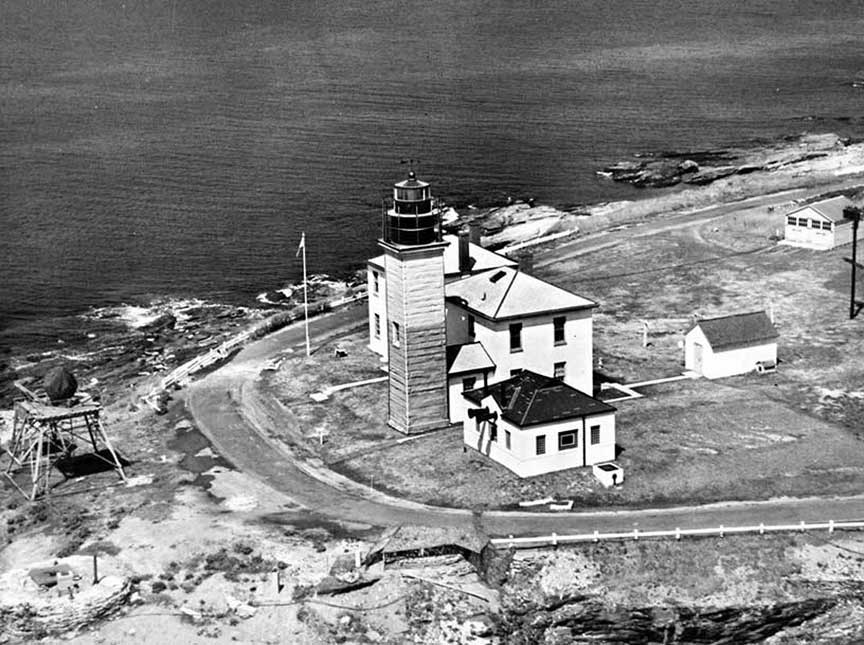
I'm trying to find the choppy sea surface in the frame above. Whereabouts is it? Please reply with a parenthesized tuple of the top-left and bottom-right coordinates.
(3, 0, 864, 353)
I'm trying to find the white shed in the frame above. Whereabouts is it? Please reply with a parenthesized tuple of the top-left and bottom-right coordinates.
(685, 311, 778, 379)
(784, 196, 859, 250)
(462, 371, 616, 478)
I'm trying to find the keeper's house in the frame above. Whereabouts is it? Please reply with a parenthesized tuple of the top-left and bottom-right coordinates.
(783, 196, 859, 250)
(462, 371, 616, 478)
(684, 311, 778, 379)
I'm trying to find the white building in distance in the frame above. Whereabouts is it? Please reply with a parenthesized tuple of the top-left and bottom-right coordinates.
(684, 311, 778, 379)
(784, 196, 860, 250)
(368, 173, 615, 478)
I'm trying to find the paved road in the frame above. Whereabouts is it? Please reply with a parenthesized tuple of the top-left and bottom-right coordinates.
(187, 303, 864, 538)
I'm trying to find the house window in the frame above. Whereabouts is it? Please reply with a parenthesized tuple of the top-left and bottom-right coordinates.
(821, 221, 832, 231)
(505, 430, 511, 450)
(372, 270, 379, 295)
(374, 313, 381, 338)
(558, 430, 578, 450)
(510, 368, 523, 377)
(392, 321, 401, 347)
(798, 218, 808, 227)
(490, 424, 498, 442)
(509, 323, 522, 352)
(786, 216, 795, 226)
(591, 425, 601, 445)
(554, 362, 566, 380)
(535, 435, 546, 455)
(462, 376, 476, 392)
(553, 316, 566, 345)
(468, 315, 476, 339)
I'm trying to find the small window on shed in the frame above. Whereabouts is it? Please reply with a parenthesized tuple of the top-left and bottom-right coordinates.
(590, 425, 601, 445)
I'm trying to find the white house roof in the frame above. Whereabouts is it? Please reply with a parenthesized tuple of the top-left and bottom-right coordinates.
(790, 196, 855, 224)
(691, 311, 778, 350)
(367, 234, 515, 275)
(446, 342, 495, 376)
(445, 266, 596, 321)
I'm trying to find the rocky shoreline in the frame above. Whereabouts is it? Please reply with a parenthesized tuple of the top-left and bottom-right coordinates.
(598, 132, 851, 188)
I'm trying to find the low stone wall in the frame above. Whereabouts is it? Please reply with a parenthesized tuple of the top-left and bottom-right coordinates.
(0, 558, 131, 640)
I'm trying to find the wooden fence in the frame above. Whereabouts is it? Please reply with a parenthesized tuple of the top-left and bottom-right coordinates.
(491, 519, 864, 549)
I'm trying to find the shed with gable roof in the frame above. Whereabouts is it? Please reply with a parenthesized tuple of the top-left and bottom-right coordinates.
(684, 311, 779, 379)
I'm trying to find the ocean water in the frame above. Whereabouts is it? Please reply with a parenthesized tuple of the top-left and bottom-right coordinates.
(2, 0, 864, 353)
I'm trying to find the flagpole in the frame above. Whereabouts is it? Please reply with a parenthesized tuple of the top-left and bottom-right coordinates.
(302, 233, 310, 356)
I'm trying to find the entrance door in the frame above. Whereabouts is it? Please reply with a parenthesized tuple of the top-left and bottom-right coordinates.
(693, 342, 704, 374)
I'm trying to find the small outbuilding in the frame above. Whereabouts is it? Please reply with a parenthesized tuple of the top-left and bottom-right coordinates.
(462, 370, 616, 478)
(783, 196, 859, 250)
(684, 311, 778, 379)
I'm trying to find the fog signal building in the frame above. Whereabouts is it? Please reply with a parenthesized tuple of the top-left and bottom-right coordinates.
(368, 173, 616, 476)
(783, 196, 860, 250)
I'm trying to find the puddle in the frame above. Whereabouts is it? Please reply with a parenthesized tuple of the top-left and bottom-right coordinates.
(261, 509, 379, 540)
(167, 426, 234, 491)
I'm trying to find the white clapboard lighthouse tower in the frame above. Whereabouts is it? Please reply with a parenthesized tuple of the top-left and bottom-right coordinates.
(379, 172, 449, 434)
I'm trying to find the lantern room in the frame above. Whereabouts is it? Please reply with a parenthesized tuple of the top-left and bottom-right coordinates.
(382, 171, 441, 246)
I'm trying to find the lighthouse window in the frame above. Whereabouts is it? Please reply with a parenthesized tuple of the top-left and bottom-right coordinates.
(392, 321, 401, 347)
(374, 314, 381, 338)
(372, 271, 379, 295)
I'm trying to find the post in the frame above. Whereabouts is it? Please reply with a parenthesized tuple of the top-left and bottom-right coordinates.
(302, 233, 311, 356)
(851, 217, 859, 320)
(92, 553, 98, 585)
(844, 207, 861, 319)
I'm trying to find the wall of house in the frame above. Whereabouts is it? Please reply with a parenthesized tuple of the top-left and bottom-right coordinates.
(462, 396, 615, 478)
(469, 309, 593, 394)
(835, 222, 857, 247)
(685, 328, 777, 379)
(367, 263, 388, 358)
(784, 207, 835, 250)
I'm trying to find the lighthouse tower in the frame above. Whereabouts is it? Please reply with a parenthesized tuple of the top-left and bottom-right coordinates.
(379, 172, 450, 434)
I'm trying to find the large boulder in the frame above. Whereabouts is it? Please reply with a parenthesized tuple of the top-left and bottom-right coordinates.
(43, 366, 78, 402)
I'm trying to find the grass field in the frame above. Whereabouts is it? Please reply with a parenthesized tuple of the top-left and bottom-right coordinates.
(263, 198, 864, 509)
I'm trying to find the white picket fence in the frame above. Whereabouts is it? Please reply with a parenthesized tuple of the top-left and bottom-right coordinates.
(491, 519, 864, 549)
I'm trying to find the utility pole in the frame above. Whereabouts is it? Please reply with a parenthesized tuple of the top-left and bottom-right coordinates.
(843, 206, 863, 320)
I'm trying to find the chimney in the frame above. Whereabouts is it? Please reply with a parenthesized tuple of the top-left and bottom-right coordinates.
(468, 222, 482, 246)
(517, 252, 533, 274)
(458, 229, 471, 274)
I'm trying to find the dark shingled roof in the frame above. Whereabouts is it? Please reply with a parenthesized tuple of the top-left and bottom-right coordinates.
(693, 311, 778, 350)
(463, 370, 615, 428)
